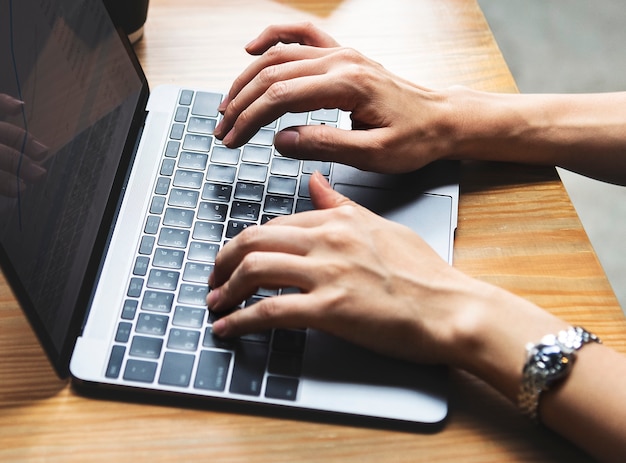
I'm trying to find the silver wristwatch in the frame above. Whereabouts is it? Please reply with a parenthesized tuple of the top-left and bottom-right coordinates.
(518, 326, 600, 421)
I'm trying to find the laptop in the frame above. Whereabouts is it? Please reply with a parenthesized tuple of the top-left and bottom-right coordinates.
(0, 0, 458, 425)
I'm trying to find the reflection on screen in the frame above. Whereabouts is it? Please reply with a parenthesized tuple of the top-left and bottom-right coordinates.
(0, 0, 144, 356)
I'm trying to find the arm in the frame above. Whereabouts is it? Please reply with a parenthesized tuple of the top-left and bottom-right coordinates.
(208, 173, 626, 462)
(215, 23, 626, 185)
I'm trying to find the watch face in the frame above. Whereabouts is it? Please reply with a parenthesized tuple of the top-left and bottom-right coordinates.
(533, 344, 570, 379)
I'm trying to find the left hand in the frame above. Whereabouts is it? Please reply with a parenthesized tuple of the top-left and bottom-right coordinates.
(207, 172, 481, 366)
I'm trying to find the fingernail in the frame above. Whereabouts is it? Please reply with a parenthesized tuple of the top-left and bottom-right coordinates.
(212, 319, 226, 335)
(275, 128, 299, 150)
(206, 287, 220, 308)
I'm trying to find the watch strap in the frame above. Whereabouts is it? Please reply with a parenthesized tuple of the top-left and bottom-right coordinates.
(518, 326, 600, 421)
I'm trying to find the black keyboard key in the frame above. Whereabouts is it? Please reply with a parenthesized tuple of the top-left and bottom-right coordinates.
(150, 196, 166, 214)
(167, 328, 200, 351)
(298, 174, 312, 198)
(191, 91, 222, 118)
(182, 134, 212, 152)
(311, 108, 338, 122)
(295, 199, 314, 213)
(263, 196, 294, 215)
(160, 158, 176, 176)
(130, 336, 163, 359)
(188, 117, 217, 135)
(211, 146, 241, 165)
(155, 176, 170, 195)
(198, 202, 228, 222)
(203, 325, 236, 350)
(193, 221, 223, 242)
(267, 176, 297, 196)
(169, 188, 200, 208)
(229, 341, 269, 396)
(144, 215, 161, 234)
(158, 227, 190, 248)
(133, 256, 149, 276)
(170, 123, 185, 140)
(124, 359, 158, 383)
(248, 128, 275, 146)
(153, 248, 185, 269)
(147, 269, 180, 291)
(207, 164, 237, 183)
(238, 163, 268, 183)
(268, 352, 303, 377)
(164, 207, 194, 228)
(173, 169, 204, 189)
(178, 151, 208, 170)
(234, 182, 264, 202)
(127, 277, 143, 297)
(278, 112, 308, 130)
(173, 306, 206, 328)
(230, 201, 261, 221)
(179, 89, 193, 106)
(115, 322, 132, 343)
(265, 376, 299, 401)
(139, 235, 156, 255)
(105, 345, 125, 379)
(194, 350, 232, 391)
(302, 160, 332, 176)
(188, 242, 219, 263)
(159, 352, 195, 387)
(136, 313, 169, 336)
(272, 329, 307, 354)
(121, 299, 138, 320)
(142, 290, 174, 313)
(178, 283, 209, 306)
(242, 145, 271, 164)
(202, 182, 232, 202)
(225, 220, 255, 239)
(164, 140, 180, 158)
(271, 157, 300, 177)
(174, 106, 189, 123)
(182, 262, 213, 283)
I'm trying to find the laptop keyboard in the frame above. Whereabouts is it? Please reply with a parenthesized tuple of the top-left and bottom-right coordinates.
(104, 89, 338, 401)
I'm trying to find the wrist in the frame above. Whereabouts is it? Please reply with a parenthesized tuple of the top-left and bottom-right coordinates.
(447, 279, 568, 402)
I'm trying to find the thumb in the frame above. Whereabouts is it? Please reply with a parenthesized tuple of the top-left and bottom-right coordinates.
(308, 171, 353, 210)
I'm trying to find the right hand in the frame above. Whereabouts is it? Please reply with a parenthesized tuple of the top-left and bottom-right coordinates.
(0, 94, 47, 197)
(215, 22, 455, 174)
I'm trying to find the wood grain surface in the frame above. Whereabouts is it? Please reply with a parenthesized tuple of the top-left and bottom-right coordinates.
(1, 1, 623, 461)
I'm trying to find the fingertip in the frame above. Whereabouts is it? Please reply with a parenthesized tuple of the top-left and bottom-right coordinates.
(274, 128, 299, 155)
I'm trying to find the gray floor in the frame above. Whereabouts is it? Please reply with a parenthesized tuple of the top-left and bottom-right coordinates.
(478, 0, 626, 312)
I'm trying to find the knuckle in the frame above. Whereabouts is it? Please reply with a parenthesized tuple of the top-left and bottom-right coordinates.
(266, 81, 290, 105)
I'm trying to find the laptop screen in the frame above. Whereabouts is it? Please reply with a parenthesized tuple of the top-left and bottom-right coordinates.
(0, 0, 147, 372)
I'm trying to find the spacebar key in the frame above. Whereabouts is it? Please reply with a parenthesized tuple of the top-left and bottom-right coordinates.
(229, 341, 269, 396)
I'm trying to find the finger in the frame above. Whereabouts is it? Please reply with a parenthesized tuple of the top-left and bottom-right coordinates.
(0, 121, 49, 161)
(221, 70, 363, 148)
(274, 124, 399, 172)
(0, 143, 47, 182)
(0, 94, 24, 116)
(209, 252, 318, 312)
(245, 22, 340, 56)
(209, 224, 314, 288)
(217, 44, 334, 131)
(212, 292, 318, 338)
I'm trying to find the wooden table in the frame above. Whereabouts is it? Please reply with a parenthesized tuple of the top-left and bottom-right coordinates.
(2, 0, 625, 461)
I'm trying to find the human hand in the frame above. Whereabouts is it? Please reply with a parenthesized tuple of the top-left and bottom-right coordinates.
(207, 172, 480, 366)
(214, 22, 453, 174)
(0, 94, 47, 197)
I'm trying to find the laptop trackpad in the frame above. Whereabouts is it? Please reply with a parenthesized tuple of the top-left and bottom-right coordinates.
(334, 184, 453, 262)
(300, 330, 448, 422)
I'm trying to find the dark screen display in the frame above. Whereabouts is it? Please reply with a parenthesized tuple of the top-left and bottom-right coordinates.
(0, 0, 145, 366)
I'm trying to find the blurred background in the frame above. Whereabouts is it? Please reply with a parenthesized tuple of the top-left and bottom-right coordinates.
(478, 0, 626, 312)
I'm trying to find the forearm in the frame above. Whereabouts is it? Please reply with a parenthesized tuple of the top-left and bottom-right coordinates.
(454, 282, 626, 462)
(444, 87, 626, 185)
